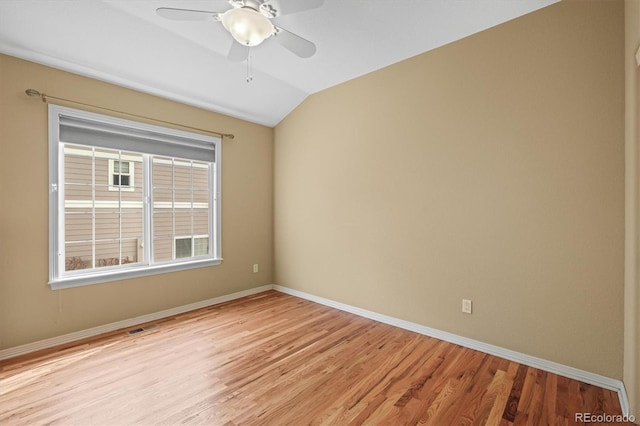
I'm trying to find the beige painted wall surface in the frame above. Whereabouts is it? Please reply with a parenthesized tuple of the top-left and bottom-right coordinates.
(275, 0, 625, 379)
(0, 54, 274, 349)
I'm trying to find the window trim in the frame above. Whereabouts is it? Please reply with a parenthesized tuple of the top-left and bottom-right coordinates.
(48, 104, 222, 290)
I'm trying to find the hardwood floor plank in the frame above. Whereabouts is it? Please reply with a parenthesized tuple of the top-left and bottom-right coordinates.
(421, 349, 487, 425)
(0, 290, 629, 425)
(544, 372, 558, 424)
(502, 363, 527, 422)
(513, 366, 537, 424)
(485, 373, 514, 425)
(449, 352, 499, 424)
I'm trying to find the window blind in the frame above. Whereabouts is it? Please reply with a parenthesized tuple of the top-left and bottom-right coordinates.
(58, 114, 217, 162)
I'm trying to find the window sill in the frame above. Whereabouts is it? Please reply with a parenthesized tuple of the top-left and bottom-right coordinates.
(49, 258, 223, 290)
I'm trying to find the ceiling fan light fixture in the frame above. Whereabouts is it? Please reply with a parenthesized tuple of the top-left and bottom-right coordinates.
(221, 7, 274, 47)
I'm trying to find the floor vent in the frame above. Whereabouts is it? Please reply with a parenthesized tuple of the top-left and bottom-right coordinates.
(127, 324, 158, 335)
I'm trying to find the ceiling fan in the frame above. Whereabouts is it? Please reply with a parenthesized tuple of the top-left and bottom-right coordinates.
(156, 0, 322, 63)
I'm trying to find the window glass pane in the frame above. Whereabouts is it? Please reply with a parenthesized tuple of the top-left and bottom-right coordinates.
(154, 188, 172, 203)
(175, 237, 192, 259)
(175, 210, 192, 236)
(65, 242, 92, 271)
(192, 164, 208, 190)
(64, 145, 94, 185)
(153, 236, 173, 262)
(95, 213, 119, 240)
(152, 157, 173, 188)
(65, 210, 92, 243)
(174, 189, 191, 204)
(95, 240, 120, 268)
(95, 186, 121, 203)
(122, 211, 143, 264)
(152, 156, 211, 262)
(153, 209, 173, 263)
(94, 152, 111, 187)
(131, 160, 142, 188)
(122, 183, 143, 203)
(193, 211, 209, 236)
(153, 209, 173, 239)
(193, 189, 209, 204)
(65, 183, 93, 202)
(122, 210, 143, 239)
(63, 145, 145, 273)
(174, 161, 192, 189)
(194, 237, 209, 256)
(119, 238, 139, 264)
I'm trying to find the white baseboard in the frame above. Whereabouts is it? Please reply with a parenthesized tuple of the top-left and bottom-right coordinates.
(273, 285, 631, 417)
(0, 284, 274, 362)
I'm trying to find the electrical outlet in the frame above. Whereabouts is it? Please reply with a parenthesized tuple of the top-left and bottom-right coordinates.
(462, 299, 472, 314)
(253, 264, 259, 273)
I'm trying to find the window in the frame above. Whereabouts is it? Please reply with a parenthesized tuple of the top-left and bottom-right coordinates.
(175, 236, 209, 259)
(48, 105, 222, 289)
(108, 159, 134, 191)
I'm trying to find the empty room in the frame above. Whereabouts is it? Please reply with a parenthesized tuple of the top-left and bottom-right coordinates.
(1, 0, 639, 424)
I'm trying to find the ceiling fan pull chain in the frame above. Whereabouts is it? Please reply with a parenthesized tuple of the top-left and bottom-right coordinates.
(246, 45, 253, 83)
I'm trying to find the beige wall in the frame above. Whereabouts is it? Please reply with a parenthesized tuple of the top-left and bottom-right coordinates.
(625, 0, 640, 418)
(0, 53, 274, 349)
(275, 0, 625, 380)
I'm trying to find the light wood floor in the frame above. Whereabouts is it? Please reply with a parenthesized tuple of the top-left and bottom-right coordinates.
(0, 290, 630, 425)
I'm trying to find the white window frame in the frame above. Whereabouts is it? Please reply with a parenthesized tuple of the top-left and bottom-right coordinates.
(48, 105, 222, 289)
(108, 158, 135, 192)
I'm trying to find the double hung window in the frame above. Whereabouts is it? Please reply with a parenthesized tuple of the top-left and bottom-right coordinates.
(108, 159, 133, 191)
(48, 105, 222, 289)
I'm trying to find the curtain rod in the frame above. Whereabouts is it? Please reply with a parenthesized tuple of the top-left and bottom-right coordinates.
(24, 89, 235, 140)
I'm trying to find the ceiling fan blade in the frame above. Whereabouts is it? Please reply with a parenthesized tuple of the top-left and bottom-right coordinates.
(156, 7, 221, 21)
(272, 26, 316, 58)
(228, 41, 249, 62)
(260, 0, 324, 17)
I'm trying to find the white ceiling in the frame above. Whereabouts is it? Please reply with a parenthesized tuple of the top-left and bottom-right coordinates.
(0, 0, 558, 127)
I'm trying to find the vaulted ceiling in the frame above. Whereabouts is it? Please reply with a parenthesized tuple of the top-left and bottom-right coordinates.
(0, 0, 558, 126)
